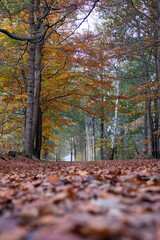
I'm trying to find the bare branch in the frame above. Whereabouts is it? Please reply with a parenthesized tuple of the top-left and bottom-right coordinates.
(0, 23, 49, 41)
(58, 0, 100, 45)
(49, 4, 77, 28)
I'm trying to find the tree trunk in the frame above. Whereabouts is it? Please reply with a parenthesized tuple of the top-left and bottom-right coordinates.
(153, 0, 160, 158)
(157, 0, 160, 119)
(148, 100, 159, 158)
(100, 117, 104, 160)
(24, 0, 36, 155)
(34, 107, 42, 159)
(134, 17, 150, 156)
(71, 139, 73, 162)
(143, 100, 149, 155)
(147, 0, 160, 159)
(32, 40, 43, 158)
(85, 116, 91, 161)
(110, 80, 120, 160)
(83, 141, 87, 161)
(74, 138, 77, 161)
(91, 116, 95, 161)
(24, 0, 44, 158)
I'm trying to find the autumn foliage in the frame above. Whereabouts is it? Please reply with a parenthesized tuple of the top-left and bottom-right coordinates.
(0, 0, 160, 159)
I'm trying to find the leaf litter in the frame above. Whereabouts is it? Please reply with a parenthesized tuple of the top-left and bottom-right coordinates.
(0, 154, 160, 240)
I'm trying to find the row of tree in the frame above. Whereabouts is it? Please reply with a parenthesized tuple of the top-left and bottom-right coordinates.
(0, 0, 160, 160)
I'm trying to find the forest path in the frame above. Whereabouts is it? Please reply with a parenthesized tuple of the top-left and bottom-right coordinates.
(0, 155, 160, 240)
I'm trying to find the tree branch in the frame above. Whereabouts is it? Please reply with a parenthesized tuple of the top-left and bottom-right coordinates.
(0, 23, 48, 41)
(58, 0, 100, 45)
(130, 0, 155, 22)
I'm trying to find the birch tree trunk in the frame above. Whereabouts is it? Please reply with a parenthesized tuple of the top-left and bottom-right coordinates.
(85, 116, 91, 161)
(91, 116, 95, 161)
(110, 80, 120, 160)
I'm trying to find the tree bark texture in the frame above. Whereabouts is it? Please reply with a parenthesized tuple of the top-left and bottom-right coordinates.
(24, 0, 44, 158)
(34, 107, 42, 159)
(24, 0, 36, 155)
(32, 40, 43, 158)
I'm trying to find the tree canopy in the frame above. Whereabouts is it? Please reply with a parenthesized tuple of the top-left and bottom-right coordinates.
(0, 0, 160, 160)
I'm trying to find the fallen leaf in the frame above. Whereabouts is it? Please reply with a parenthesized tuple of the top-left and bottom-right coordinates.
(48, 175, 59, 184)
(109, 166, 117, 174)
(77, 170, 88, 176)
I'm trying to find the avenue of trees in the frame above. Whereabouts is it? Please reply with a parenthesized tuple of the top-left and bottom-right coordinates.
(0, 0, 160, 160)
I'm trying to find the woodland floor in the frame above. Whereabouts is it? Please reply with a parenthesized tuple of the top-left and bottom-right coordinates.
(0, 155, 160, 240)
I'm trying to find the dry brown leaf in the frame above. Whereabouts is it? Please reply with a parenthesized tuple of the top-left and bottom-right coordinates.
(109, 166, 117, 174)
(48, 175, 59, 184)
(77, 170, 88, 176)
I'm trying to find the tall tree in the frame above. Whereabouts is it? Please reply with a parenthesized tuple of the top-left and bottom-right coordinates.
(0, 0, 100, 158)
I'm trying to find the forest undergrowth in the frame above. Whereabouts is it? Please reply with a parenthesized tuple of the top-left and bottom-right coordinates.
(0, 154, 160, 240)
